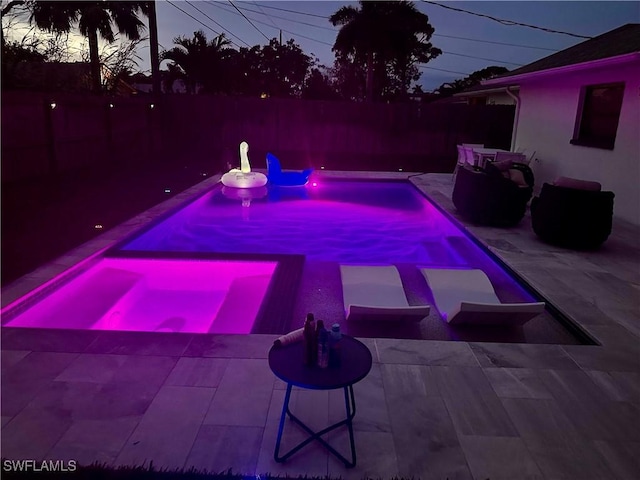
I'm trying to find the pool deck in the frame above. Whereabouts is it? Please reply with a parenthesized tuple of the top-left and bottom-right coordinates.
(2, 171, 639, 479)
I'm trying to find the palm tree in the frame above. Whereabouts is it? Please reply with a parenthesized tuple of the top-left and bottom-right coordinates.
(29, 1, 148, 93)
(330, 0, 440, 101)
(161, 30, 232, 94)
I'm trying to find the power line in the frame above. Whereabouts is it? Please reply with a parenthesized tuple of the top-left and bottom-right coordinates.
(434, 33, 558, 52)
(209, 2, 524, 69)
(166, 0, 221, 37)
(252, 1, 279, 31)
(227, 0, 270, 42)
(186, 0, 250, 48)
(214, 1, 557, 61)
(422, 1, 592, 39)
(226, 3, 337, 32)
(209, 1, 335, 47)
(418, 64, 471, 76)
(441, 50, 523, 67)
(252, 2, 329, 19)
(253, 2, 560, 51)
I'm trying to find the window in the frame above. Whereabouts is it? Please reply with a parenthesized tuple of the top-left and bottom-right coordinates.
(571, 82, 625, 150)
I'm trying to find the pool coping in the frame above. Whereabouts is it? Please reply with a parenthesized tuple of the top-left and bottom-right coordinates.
(1, 171, 638, 364)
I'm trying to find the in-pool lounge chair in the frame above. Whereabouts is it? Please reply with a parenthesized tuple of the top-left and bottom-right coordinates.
(340, 265, 430, 320)
(421, 268, 545, 326)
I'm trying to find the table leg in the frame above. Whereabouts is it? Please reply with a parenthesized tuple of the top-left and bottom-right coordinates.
(273, 383, 293, 463)
(273, 384, 358, 468)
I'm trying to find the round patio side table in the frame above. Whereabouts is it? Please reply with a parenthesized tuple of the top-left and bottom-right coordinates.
(268, 334, 372, 468)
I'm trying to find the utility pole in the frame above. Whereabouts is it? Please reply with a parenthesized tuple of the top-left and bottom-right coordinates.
(148, 0, 161, 95)
(279, 29, 282, 45)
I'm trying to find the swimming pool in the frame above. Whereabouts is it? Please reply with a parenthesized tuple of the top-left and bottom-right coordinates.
(2, 179, 583, 343)
(120, 181, 494, 265)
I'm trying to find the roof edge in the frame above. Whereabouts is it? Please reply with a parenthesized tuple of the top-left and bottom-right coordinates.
(453, 85, 520, 97)
(483, 52, 640, 86)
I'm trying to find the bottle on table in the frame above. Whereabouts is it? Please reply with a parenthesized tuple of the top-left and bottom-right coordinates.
(316, 320, 329, 369)
(329, 323, 342, 368)
(303, 313, 316, 366)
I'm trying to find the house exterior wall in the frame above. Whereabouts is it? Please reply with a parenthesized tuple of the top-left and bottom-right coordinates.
(514, 61, 640, 224)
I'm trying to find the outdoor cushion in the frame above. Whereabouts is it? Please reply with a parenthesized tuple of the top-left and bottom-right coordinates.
(553, 176, 601, 191)
(507, 168, 528, 187)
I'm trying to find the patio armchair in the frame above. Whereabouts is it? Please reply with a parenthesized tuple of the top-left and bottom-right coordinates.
(452, 162, 534, 227)
(530, 179, 614, 249)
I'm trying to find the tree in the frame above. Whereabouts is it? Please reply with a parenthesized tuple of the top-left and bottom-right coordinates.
(161, 30, 233, 94)
(222, 38, 314, 98)
(328, 56, 366, 101)
(29, 1, 148, 93)
(100, 36, 145, 93)
(302, 66, 339, 100)
(436, 66, 509, 97)
(330, 0, 440, 102)
(257, 38, 314, 98)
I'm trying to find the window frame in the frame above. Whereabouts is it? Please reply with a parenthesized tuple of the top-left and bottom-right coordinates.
(570, 82, 625, 150)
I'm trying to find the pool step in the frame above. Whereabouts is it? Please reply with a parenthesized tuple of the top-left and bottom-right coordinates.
(251, 255, 305, 334)
(6, 267, 144, 329)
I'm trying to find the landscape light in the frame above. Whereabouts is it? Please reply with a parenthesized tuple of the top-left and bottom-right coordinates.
(109, 103, 114, 108)
(398, 168, 403, 172)
(94, 224, 103, 230)
(150, 104, 155, 109)
(50, 103, 57, 109)
(164, 188, 171, 193)
(312, 182, 318, 187)
(320, 166, 325, 170)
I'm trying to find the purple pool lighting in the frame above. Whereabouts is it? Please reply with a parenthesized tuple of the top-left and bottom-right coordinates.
(4, 258, 277, 334)
(4, 179, 552, 339)
(119, 180, 539, 305)
(122, 181, 469, 265)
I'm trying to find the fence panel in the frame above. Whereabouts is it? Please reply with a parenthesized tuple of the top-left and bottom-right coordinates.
(1, 92, 514, 182)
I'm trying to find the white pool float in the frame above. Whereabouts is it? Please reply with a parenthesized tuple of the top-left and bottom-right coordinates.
(221, 141, 267, 188)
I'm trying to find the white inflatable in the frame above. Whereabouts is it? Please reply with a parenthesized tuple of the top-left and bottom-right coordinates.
(221, 141, 268, 188)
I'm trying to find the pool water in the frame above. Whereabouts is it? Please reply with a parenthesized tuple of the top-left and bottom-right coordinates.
(123, 181, 479, 265)
(3, 179, 581, 343)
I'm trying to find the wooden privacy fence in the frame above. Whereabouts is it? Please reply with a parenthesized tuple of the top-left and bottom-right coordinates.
(1, 92, 514, 182)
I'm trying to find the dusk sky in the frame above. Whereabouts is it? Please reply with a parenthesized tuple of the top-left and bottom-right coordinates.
(151, 1, 639, 90)
(4, 1, 639, 91)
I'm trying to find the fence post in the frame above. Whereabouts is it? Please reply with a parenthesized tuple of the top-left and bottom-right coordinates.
(43, 98, 58, 176)
(105, 99, 114, 164)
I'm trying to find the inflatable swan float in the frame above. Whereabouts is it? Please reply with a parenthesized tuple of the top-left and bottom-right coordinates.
(221, 141, 268, 188)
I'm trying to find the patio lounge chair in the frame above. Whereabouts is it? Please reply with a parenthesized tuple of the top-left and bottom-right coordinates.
(266, 153, 314, 186)
(340, 265, 430, 321)
(421, 268, 545, 326)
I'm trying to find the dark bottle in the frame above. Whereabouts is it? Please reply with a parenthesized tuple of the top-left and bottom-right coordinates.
(316, 320, 329, 368)
(328, 323, 342, 368)
(303, 313, 316, 366)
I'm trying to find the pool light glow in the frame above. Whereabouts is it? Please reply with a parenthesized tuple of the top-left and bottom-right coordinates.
(5, 258, 277, 334)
